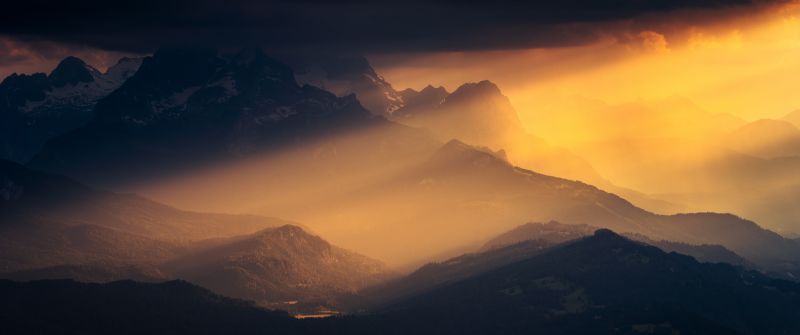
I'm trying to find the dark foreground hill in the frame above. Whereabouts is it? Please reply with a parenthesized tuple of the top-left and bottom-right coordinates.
(483, 221, 750, 267)
(369, 230, 800, 335)
(0, 279, 303, 335)
(6, 230, 800, 335)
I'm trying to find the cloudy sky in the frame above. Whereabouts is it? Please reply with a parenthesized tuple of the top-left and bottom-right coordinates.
(2, 0, 798, 120)
(0, 1, 786, 64)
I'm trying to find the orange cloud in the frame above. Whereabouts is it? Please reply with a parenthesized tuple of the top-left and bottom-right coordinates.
(638, 31, 670, 53)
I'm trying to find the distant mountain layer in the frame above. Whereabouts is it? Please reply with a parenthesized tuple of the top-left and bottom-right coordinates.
(783, 109, 800, 128)
(727, 119, 800, 159)
(313, 139, 800, 270)
(0, 57, 142, 163)
(524, 96, 800, 234)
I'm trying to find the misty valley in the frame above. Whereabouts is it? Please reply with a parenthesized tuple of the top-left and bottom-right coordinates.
(3, 2, 800, 333)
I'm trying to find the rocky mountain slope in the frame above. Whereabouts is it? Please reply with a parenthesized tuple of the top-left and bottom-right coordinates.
(0, 56, 141, 162)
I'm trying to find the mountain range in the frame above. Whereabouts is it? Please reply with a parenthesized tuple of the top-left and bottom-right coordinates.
(727, 119, 800, 159)
(524, 95, 800, 233)
(28, 48, 434, 190)
(0, 56, 141, 163)
(286, 137, 800, 272)
(4, 46, 800, 334)
(8, 48, 800, 272)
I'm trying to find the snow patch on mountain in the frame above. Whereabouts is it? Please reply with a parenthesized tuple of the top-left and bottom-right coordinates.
(19, 57, 143, 115)
(265, 106, 297, 122)
(291, 57, 404, 116)
(151, 86, 202, 114)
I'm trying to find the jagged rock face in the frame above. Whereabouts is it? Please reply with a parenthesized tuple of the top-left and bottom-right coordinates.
(29, 48, 390, 186)
(394, 80, 526, 147)
(398, 85, 449, 113)
(0, 56, 142, 163)
(291, 55, 405, 116)
(48, 56, 97, 88)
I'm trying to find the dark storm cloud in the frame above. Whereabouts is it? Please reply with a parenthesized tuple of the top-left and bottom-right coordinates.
(0, 0, 784, 54)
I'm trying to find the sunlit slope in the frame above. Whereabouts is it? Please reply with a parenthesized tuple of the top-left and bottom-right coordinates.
(392, 80, 683, 214)
(280, 140, 800, 268)
(165, 225, 393, 312)
(1, 160, 394, 311)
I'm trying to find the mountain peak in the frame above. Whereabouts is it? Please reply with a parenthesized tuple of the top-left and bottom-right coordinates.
(783, 109, 800, 128)
(449, 80, 502, 98)
(575, 228, 643, 252)
(244, 225, 327, 249)
(265, 224, 310, 236)
(592, 228, 621, 239)
(431, 139, 510, 167)
(396, 85, 449, 114)
(49, 56, 96, 87)
(437, 139, 477, 156)
(420, 84, 448, 94)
